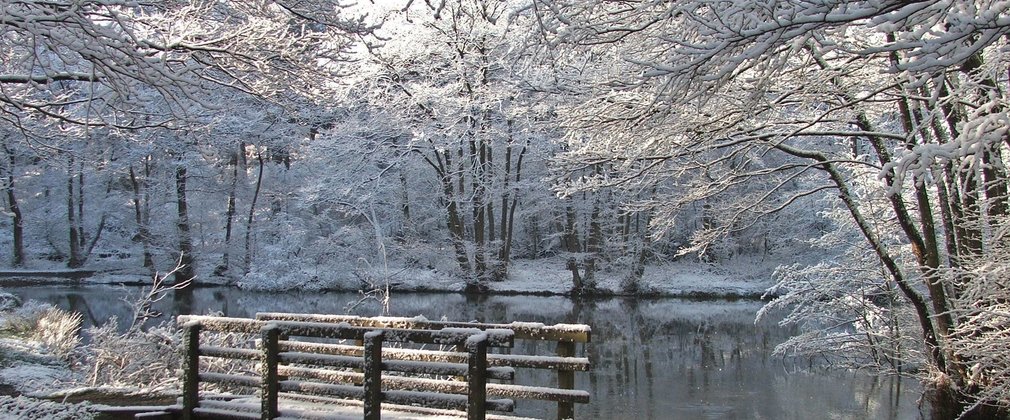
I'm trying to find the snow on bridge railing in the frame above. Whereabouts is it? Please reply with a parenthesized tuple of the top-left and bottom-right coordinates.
(255, 312, 592, 343)
(177, 314, 515, 347)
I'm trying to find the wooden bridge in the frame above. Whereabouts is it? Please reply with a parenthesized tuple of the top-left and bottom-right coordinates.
(137, 312, 592, 419)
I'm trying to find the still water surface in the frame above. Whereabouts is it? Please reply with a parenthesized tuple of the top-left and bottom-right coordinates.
(10, 285, 928, 419)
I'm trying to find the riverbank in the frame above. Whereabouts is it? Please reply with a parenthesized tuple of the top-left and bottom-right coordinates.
(0, 255, 780, 299)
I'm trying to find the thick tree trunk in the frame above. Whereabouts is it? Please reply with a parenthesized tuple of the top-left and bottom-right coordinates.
(67, 156, 84, 268)
(129, 163, 154, 270)
(243, 153, 265, 275)
(175, 165, 196, 286)
(564, 203, 588, 294)
(470, 138, 488, 283)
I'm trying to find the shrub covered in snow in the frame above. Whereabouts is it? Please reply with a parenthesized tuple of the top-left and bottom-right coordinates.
(79, 318, 180, 390)
(1, 301, 82, 360)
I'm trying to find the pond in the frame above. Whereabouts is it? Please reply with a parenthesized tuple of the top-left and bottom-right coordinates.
(9, 284, 929, 419)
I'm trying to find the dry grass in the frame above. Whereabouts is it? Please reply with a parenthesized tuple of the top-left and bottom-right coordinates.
(31, 307, 83, 360)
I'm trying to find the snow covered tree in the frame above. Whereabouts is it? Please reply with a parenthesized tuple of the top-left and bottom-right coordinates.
(0, 1, 378, 282)
(346, 0, 565, 291)
(533, 0, 1010, 411)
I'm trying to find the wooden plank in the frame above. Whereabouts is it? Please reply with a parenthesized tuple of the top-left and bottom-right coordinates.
(179, 315, 514, 347)
(467, 334, 488, 420)
(256, 313, 591, 343)
(556, 341, 576, 420)
(192, 407, 261, 419)
(280, 341, 590, 371)
(278, 367, 588, 404)
(199, 345, 260, 359)
(279, 352, 362, 369)
(279, 352, 513, 381)
(261, 325, 281, 419)
(278, 380, 364, 400)
(178, 316, 263, 333)
(363, 331, 383, 420)
(488, 384, 590, 404)
(181, 322, 200, 420)
(382, 390, 514, 413)
(490, 354, 591, 371)
(200, 372, 260, 387)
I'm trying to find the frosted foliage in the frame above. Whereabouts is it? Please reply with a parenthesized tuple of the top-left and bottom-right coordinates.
(1, 301, 82, 360)
(1, 300, 55, 334)
(80, 320, 181, 390)
(536, 0, 1010, 408)
(759, 186, 924, 372)
(0, 0, 374, 128)
(31, 307, 83, 360)
(952, 218, 1010, 411)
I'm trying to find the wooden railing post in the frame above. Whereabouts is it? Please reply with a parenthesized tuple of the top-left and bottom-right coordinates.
(181, 322, 201, 420)
(363, 330, 384, 420)
(261, 324, 281, 419)
(467, 334, 488, 420)
(557, 341, 576, 420)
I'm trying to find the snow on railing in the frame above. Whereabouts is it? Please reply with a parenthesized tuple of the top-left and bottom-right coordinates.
(176, 312, 591, 420)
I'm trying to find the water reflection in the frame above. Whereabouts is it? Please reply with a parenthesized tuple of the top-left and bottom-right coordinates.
(9, 285, 927, 419)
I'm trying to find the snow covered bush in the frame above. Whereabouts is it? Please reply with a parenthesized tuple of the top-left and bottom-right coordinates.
(1, 301, 82, 360)
(32, 307, 83, 361)
(949, 218, 1010, 411)
(760, 193, 926, 374)
(79, 318, 180, 390)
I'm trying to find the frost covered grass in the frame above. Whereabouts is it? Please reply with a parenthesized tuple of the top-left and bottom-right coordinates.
(0, 395, 95, 419)
(80, 319, 180, 391)
(1, 301, 82, 361)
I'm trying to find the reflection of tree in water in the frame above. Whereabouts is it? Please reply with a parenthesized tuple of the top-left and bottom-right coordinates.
(65, 293, 101, 328)
(172, 288, 194, 316)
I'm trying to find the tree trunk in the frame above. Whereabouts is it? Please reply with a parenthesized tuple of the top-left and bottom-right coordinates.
(3, 143, 24, 267)
(175, 165, 196, 286)
(244, 152, 265, 275)
(497, 128, 528, 280)
(583, 197, 602, 291)
(470, 137, 488, 283)
(399, 168, 412, 235)
(564, 203, 585, 293)
(129, 162, 154, 271)
(67, 155, 84, 268)
(217, 150, 240, 277)
(775, 143, 949, 375)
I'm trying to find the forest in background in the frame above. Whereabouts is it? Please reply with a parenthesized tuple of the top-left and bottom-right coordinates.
(1, 0, 1009, 416)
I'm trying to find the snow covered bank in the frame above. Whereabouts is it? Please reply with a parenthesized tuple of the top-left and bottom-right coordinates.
(1, 254, 780, 300)
(222, 256, 778, 298)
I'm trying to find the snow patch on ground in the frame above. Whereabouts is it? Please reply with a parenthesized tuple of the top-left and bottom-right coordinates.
(0, 364, 73, 396)
(0, 396, 95, 420)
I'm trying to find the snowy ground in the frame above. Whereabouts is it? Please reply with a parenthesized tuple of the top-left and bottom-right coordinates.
(0, 336, 97, 419)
